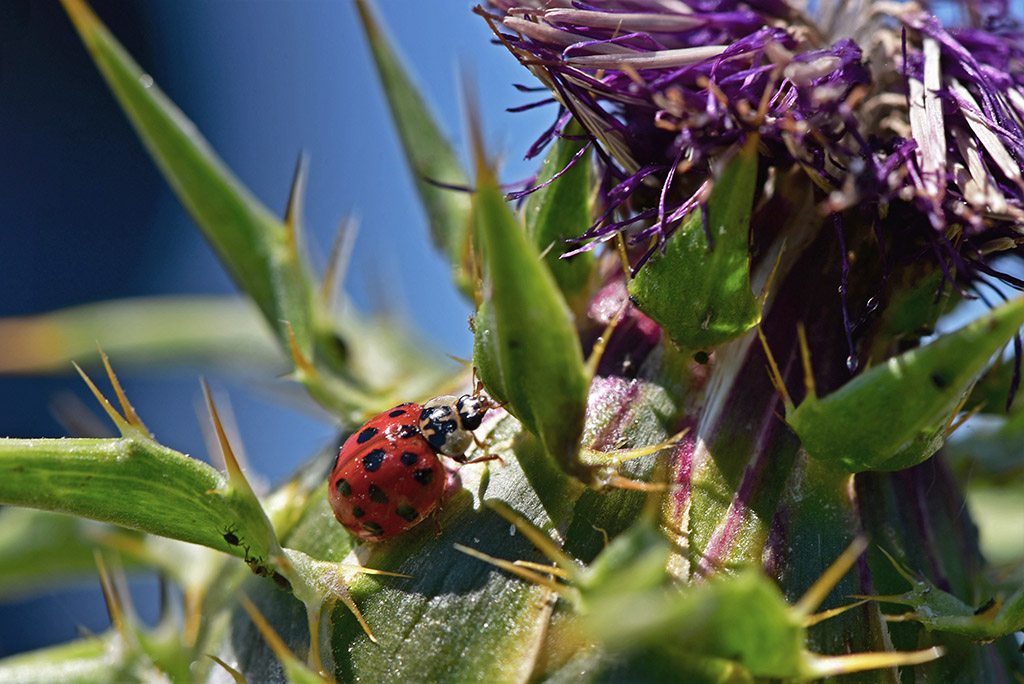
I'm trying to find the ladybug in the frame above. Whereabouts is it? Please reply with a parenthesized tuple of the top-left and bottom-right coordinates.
(328, 394, 494, 542)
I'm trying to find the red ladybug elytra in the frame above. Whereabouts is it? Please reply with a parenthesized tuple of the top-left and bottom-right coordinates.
(328, 394, 493, 542)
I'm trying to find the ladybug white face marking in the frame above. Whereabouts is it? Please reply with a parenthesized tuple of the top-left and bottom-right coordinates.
(419, 394, 490, 461)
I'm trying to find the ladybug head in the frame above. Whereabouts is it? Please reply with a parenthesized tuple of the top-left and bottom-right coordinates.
(455, 394, 490, 431)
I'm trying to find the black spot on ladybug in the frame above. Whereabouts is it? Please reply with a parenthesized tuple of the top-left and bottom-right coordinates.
(357, 427, 379, 444)
(401, 451, 419, 466)
(395, 504, 419, 522)
(362, 521, 384, 536)
(368, 484, 389, 504)
(363, 449, 386, 471)
(352, 506, 366, 518)
(389, 409, 406, 418)
(397, 424, 419, 439)
(930, 373, 949, 389)
(413, 468, 434, 486)
(421, 406, 458, 450)
(335, 478, 352, 496)
(424, 425, 456, 450)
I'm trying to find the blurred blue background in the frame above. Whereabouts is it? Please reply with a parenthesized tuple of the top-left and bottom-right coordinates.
(0, 0, 547, 657)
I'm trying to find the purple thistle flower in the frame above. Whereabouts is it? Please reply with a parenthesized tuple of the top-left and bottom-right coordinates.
(480, 0, 1024, 296)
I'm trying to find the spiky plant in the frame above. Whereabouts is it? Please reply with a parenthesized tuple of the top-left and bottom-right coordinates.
(1, 0, 1023, 682)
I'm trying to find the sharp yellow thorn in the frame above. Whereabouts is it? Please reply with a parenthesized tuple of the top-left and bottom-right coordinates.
(616, 232, 632, 277)
(454, 544, 578, 601)
(538, 240, 556, 260)
(200, 379, 269, 521)
(465, 70, 491, 184)
(183, 590, 203, 648)
(444, 353, 472, 370)
(96, 345, 149, 434)
(797, 323, 817, 400)
(339, 564, 412, 579)
(241, 595, 337, 682)
(485, 500, 578, 576)
(305, 602, 327, 675)
(946, 392, 980, 437)
(807, 646, 944, 676)
(335, 588, 377, 645)
(581, 428, 688, 466)
(284, 153, 309, 261)
(759, 236, 786, 307)
(604, 473, 672, 492)
(849, 593, 907, 603)
(286, 321, 317, 379)
(94, 551, 127, 639)
(59, 0, 99, 40)
(585, 303, 627, 382)
(200, 379, 243, 481)
(73, 361, 130, 433)
(804, 599, 870, 627)
(320, 216, 359, 311)
(196, 389, 254, 485)
(876, 546, 918, 585)
(513, 560, 573, 579)
(794, 535, 868, 617)
(207, 655, 248, 684)
(757, 326, 793, 409)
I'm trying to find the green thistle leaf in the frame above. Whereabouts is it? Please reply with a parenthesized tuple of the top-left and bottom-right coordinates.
(355, 0, 474, 297)
(0, 435, 275, 562)
(865, 549, 1024, 640)
(472, 156, 591, 484)
(628, 137, 762, 351)
(523, 120, 596, 308)
(787, 296, 1024, 472)
(60, 0, 317, 358)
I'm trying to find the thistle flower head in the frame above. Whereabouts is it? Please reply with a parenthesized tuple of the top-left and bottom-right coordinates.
(483, 0, 1024, 287)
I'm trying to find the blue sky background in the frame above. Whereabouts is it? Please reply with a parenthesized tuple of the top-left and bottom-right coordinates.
(0, 0, 549, 657)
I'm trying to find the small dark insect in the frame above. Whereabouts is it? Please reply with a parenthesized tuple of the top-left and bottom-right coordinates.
(222, 525, 242, 547)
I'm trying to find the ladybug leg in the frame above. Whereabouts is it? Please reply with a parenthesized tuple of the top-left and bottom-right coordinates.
(462, 431, 505, 466)
(463, 452, 504, 466)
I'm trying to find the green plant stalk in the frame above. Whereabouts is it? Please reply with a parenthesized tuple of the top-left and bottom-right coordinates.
(0, 437, 272, 561)
(60, 0, 314, 350)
